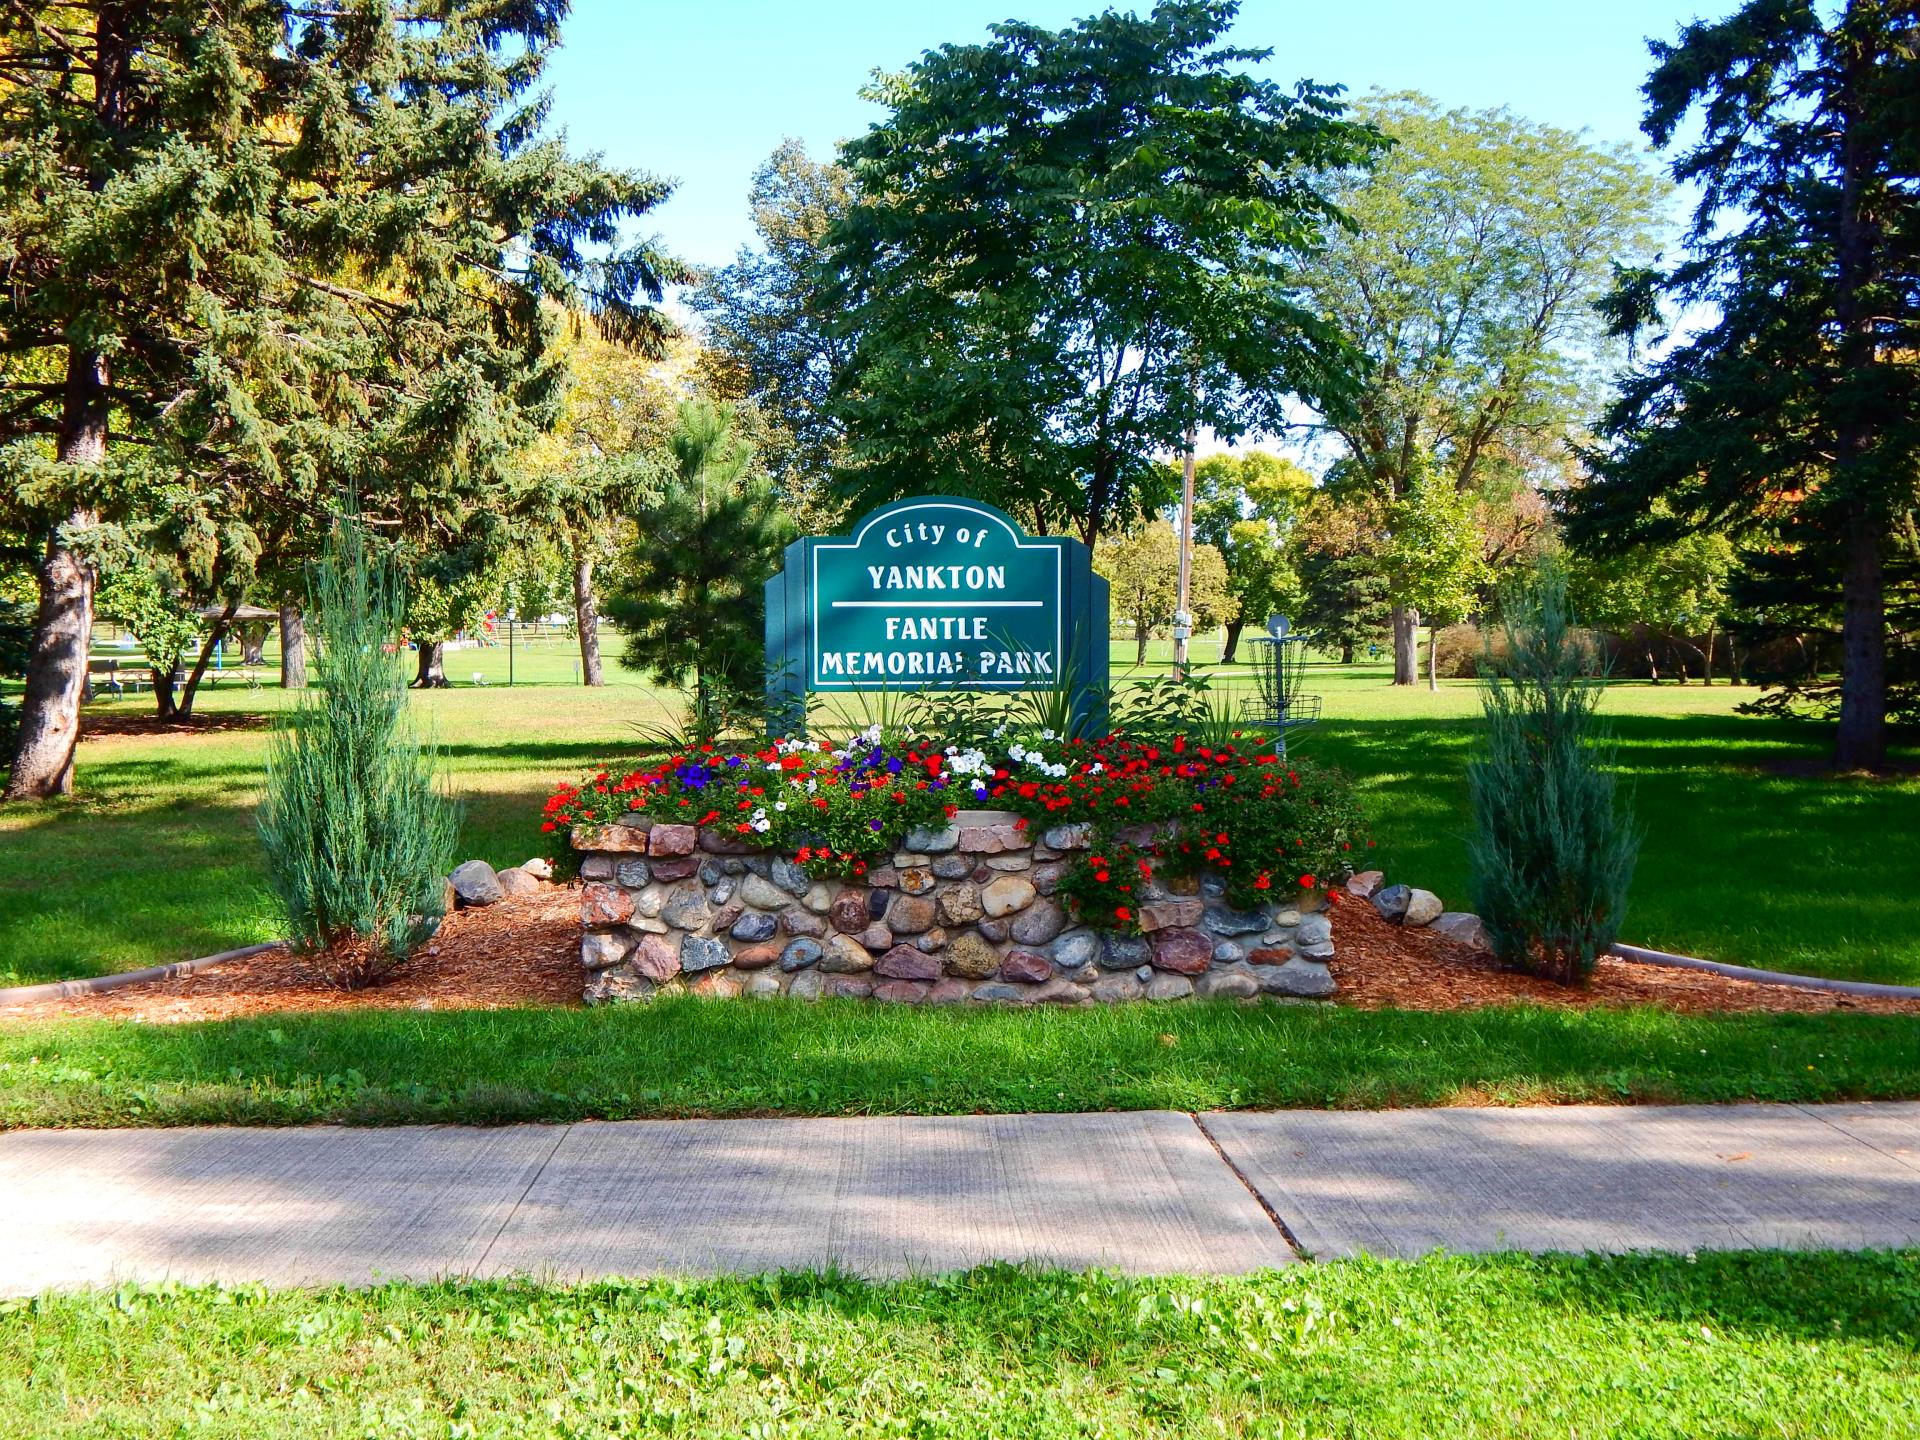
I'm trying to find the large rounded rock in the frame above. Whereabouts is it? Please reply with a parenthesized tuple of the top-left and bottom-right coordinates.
(1098, 933, 1152, 971)
(818, 934, 872, 973)
(630, 933, 681, 981)
(1256, 957, 1335, 997)
(496, 866, 542, 898)
(769, 856, 813, 896)
(999, 949, 1053, 984)
(938, 883, 984, 926)
(1371, 883, 1412, 922)
(730, 910, 779, 943)
(1195, 968, 1260, 1000)
(1008, 897, 1066, 946)
(897, 867, 936, 895)
(828, 890, 870, 933)
(1432, 911, 1490, 949)
(740, 873, 790, 911)
(780, 936, 825, 971)
(981, 875, 1037, 917)
(661, 885, 711, 931)
(887, 893, 939, 935)
(905, 824, 960, 853)
(580, 882, 633, 926)
(941, 931, 1001, 979)
(787, 969, 826, 1001)
(613, 858, 650, 888)
(1051, 930, 1100, 970)
(875, 944, 942, 981)
(872, 978, 931, 1004)
(450, 860, 506, 907)
(1145, 974, 1194, 1001)
(581, 932, 630, 971)
(679, 935, 730, 972)
(647, 823, 697, 856)
(1403, 889, 1444, 927)
(1150, 927, 1213, 975)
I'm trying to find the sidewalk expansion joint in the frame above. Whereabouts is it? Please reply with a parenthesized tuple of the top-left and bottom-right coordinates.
(1188, 1112, 1308, 1260)
(474, 1124, 571, 1275)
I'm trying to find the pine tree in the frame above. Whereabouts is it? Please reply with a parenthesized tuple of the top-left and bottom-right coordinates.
(1569, 0, 1920, 769)
(604, 402, 795, 738)
(257, 522, 458, 988)
(0, 2, 681, 799)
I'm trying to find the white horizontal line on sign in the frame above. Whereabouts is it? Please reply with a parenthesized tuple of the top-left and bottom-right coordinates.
(829, 600, 1044, 608)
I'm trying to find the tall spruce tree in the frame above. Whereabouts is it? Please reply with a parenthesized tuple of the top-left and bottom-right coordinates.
(1568, 0, 1920, 769)
(0, 2, 681, 799)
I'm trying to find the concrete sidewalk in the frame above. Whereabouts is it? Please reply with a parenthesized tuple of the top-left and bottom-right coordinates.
(1, 1103, 1915, 1293)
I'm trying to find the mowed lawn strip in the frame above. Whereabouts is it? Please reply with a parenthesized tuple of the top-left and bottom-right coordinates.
(4, 1252, 1917, 1439)
(4, 655, 1916, 988)
(3, 998, 1917, 1128)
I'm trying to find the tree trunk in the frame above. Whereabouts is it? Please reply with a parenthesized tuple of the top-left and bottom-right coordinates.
(1835, 504, 1886, 769)
(3, 352, 110, 800)
(3, 9, 127, 801)
(175, 600, 237, 719)
(1702, 626, 1716, 685)
(574, 549, 603, 687)
(413, 639, 448, 688)
(237, 626, 267, 667)
(1639, 625, 1660, 682)
(1220, 617, 1245, 666)
(1830, 33, 1887, 772)
(279, 603, 307, 688)
(1427, 624, 1439, 691)
(1390, 606, 1418, 685)
(1340, 640, 1355, 665)
(152, 666, 178, 720)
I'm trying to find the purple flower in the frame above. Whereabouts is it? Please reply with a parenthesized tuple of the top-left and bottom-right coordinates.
(868, 819, 883, 831)
(886, 757, 903, 774)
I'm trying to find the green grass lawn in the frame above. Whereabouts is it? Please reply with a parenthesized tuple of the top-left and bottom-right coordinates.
(3, 998, 1916, 1128)
(4, 637, 1915, 987)
(5, 1252, 1916, 1438)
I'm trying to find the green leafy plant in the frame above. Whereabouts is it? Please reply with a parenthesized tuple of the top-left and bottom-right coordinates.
(1467, 563, 1640, 985)
(257, 522, 459, 988)
(1055, 842, 1157, 932)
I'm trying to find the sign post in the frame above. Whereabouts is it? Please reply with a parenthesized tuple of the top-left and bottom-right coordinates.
(765, 496, 1108, 736)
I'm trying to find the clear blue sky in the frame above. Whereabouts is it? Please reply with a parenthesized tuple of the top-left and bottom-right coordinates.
(542, 0, 1714, 269)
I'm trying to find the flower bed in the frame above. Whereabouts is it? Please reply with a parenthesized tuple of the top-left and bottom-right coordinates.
(548, 726, 1364, 1006)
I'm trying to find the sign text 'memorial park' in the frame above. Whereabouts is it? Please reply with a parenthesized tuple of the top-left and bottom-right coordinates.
(765, 497, 1108, 731)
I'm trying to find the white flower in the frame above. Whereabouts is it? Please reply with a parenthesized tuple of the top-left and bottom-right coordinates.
(774, 801, 788, 812)
(1041, 728, 1057, 741)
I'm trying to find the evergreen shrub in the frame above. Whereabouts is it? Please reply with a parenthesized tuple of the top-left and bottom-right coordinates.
(257, 523, 458, 987)
(1467, 565, 1639, 985)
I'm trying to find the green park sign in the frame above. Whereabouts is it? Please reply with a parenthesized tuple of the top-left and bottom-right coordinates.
(765, 497, 1108, 732)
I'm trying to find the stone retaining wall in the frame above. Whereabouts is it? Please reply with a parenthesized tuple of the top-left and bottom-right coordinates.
(573, 810, 1335, 1005)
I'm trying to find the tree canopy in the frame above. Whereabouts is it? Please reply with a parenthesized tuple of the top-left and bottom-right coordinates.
(1567, 0, 1920, 768)
(822, 0, 1384, 546)
(0, 1, 682, 798)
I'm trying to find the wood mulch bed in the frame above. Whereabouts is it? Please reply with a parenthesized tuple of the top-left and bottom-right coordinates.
(1329, 897, 1920, 1016)
(5, 884, 1916, 1024)
(0, 888, 582, 1025)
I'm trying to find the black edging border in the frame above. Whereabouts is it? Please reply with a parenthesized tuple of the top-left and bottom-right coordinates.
(0, 943, 283, 1007)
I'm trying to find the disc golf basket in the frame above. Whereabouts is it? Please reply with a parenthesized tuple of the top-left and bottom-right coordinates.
(1244, 615, 1320, 755)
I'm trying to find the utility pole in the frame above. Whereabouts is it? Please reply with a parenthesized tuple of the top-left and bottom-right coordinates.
(1172, 420, 1196, 679)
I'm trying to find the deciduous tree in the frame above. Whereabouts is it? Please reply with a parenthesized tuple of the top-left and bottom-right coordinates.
(1301, 92, 1665, 684)
(823, 0, 1382, 545)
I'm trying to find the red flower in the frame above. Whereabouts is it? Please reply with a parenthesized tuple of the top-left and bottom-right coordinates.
(1298, 874, 1316, 889)
(1114, 905, 1132, 921)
